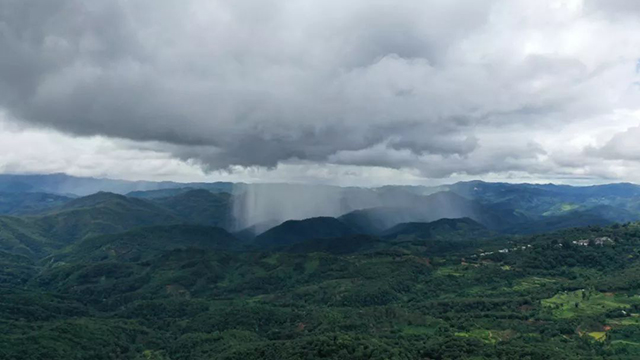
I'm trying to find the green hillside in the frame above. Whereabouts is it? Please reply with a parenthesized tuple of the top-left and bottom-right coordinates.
(0, 192, 183, 258)
(57, 224, 240, 263)
(4, 181, 640, 358)
(254, 217, 358, 247)
(152, 189, 234, 229)
(3, 222, 640, 358)
(280, 234, 386, 255)
(37, 192, 183, 244)
(0, 192, 72, 215)
(382, 217, 492, 242)
(0, 216, 54, 257)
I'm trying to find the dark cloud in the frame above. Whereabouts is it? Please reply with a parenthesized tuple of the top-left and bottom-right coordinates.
(0, 0, 639, 180)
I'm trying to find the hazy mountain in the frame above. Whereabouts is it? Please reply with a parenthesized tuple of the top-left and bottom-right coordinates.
(0, 173, 236, 196)
(339, 191, 525, 234)
(233, 220, 281, 241)
(339, 207, 428, 235)
(127, 187, 195, 199)
(4, 173, 640, 228)
(502, 208, 619, 234)
(446, 180, 640, 220)
(4, 175, 640, 259)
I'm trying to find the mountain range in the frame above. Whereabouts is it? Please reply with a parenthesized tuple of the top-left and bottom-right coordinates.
(2, 174, 640, 256)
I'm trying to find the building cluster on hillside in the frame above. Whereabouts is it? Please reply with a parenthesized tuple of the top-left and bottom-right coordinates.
(572, 237, 614, 247)
(475, 244, 533, 257)
(472, 237, 614, 259)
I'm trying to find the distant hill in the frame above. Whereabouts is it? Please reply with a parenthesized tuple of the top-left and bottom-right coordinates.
(382, 217, 490, 242)
(340, 191, 525, 234)
(502, 208, 618, 234)
(446, 180, 640, 221)
(59, 224, 240, 263)
(152, 189, 234, 229)
(3, 175, 640, 254)
(254, 217, 358, 247)
(0, 192, 72, 215)
(0, 173, 236, 196)
(37, 192, 183, 244)
(0, 192, 183, 258)
(421, 191, 525, 230)
(127, 188, 195, 199)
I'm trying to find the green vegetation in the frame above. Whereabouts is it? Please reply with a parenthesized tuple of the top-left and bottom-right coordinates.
(152, 189, 234, 229)
(254, 217, 358, 247)
(5, 184, 640, 358)
(0, 192, 72, 215)
(542, 289, 640, 319)
(2, 220, 640, 359)
(382, 217, 492, 242)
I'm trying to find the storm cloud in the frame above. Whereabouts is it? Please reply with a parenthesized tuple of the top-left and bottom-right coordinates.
(0, 0, 639, 182)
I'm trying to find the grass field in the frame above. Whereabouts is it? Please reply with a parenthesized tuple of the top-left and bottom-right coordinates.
(434, 266, 464, 277)
(542, 290, 640, 319)
(588, 332, 607, 341)
(511, 277, 557, 292)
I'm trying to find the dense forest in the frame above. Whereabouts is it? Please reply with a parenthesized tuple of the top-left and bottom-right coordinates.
(4, 178, 640, 359)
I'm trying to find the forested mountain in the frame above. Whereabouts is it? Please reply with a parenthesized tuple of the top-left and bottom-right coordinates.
(0, 216, 52, 257)
(5, 178, 640, 358)
(254, 217, 358, 247)
(4, 173, 640, 232)
(0, 192, 182, 257)
(0, 192, 72, 215)
(37, 192, 183, 244)
(151, 189, 234, 229)
(57, 224, 240, 263)
(3, 177, 640, 258)
(279, 234, 386, 255)
(4, 208, 640, 358)
(381, 217, 492, 242)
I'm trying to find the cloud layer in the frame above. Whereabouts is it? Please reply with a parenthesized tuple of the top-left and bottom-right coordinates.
(1, 0, 639, 183)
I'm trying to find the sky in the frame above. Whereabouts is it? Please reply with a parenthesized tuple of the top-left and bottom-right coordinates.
(1, 0, 640, 187)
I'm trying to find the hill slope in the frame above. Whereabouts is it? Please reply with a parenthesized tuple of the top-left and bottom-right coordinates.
(0, 192, 183, 258)
(382, 217, 490, 241)
(37, 192, 182, 243)
(340, 191, 524, 234)
(0, 192, 72, 215)
(152, 189, 234, 229)
(59, 224, 240, 263)
(254, 217, 358, 247)
(280, 234, 385, 255)
(0, 216, 52, 257)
